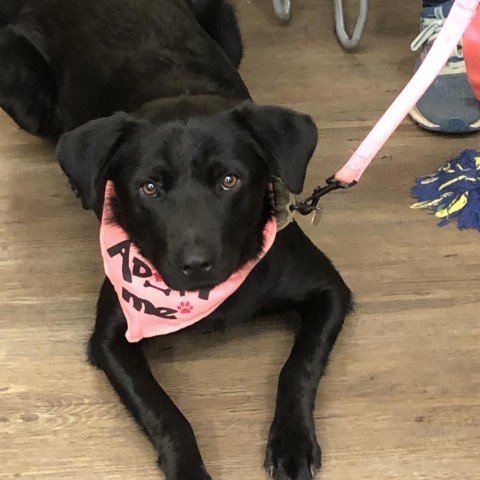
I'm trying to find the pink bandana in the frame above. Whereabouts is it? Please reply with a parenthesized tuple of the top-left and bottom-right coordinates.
(100, 181, 277, 342)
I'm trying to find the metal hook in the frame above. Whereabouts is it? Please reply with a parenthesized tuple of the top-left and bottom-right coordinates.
(290, 176, 357, 216)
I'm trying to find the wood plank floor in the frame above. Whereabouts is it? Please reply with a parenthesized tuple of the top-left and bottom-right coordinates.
(1, 0, 479, 478)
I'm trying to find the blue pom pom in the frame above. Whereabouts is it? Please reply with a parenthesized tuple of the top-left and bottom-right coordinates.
(411, 149, 480, 231)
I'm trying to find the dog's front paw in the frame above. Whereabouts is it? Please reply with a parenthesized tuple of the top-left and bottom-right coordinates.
(264, 420, 321, 480)
(162, 458, 212, 480)
(171, 472, 211, 480)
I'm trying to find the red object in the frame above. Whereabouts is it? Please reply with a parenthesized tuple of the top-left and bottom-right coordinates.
(464, 6, 480, 101)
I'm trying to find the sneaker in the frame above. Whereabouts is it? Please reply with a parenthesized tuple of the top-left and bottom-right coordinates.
(410, 0, 480, 133)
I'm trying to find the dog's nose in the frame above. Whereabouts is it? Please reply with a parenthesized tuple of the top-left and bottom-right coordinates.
(182, 252, 213, 277)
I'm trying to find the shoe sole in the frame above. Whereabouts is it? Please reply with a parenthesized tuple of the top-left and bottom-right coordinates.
(410, 105, 480, 133)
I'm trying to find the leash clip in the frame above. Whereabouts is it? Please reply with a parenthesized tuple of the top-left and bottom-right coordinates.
(291, 175, 357, 216)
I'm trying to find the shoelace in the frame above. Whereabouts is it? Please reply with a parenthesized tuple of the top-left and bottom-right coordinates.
(411, 16, 464, 72)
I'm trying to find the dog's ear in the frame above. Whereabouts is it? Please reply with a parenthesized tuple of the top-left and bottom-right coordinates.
(56, 112, 141, 210)
(231, 102, 318, 194)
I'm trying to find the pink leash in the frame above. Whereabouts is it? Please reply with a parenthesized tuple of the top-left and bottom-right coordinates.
(293, 0, 480, 216)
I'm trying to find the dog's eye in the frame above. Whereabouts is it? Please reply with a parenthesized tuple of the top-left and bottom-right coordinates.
(140, 181, 159, 197)
(221, 174, 239, 191)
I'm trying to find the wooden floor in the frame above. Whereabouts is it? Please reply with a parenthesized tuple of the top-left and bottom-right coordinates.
(1, 0, 480, 478)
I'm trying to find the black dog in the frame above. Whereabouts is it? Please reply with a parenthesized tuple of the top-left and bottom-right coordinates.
(0, 1, 352, 479)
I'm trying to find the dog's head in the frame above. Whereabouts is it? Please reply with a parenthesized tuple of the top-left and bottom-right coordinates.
(57, 101, 317, 291)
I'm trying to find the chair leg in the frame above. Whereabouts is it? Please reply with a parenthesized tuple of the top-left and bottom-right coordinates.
(272, 0, 291, 23)
(333, 0, 369, 50)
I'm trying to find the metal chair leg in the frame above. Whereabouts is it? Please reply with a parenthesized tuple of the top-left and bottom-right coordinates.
(333, 0, 369, 49)
(272, 0, 291, 23)
(271, 0, 368, 51)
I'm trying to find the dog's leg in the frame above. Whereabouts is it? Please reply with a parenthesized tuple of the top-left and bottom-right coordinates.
(265, 259, 352, 479)
(186, 0, 243, 68)
(0, 27, 60, 140)
(88, 279, 211, 480)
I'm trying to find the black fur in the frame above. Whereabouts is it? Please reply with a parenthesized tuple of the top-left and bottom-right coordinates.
(0, 26, 60, 138)
(0, 1, 353, 479)
(0, 1, 26, 25)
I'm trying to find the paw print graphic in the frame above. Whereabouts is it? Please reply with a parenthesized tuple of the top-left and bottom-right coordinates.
(177, 301, 193, 314)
